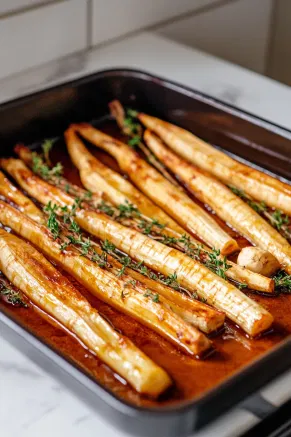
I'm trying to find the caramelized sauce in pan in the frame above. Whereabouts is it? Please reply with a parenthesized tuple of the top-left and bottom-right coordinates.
(1, 120, 291, 407)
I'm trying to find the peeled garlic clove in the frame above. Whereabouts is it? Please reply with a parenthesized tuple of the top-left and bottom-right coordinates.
(237, 247, 281, 277)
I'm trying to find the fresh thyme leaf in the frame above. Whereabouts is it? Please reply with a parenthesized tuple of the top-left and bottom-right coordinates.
(117, 200, 140, 219)
(205, 249, 231, 279)
(127, 109, 138, 118)
(160, 272, 180, 290)
(69, 220, 80, 234)
(44, 201, 60, 239)
(97, 200, 115, 217)
(228, 185, 291, 242)
(102, 239, 116, 253)
(32, 153, 63, 181)
(128, 135, 141, 148)
(125, 279, 137, 287)
(117, 256, 131, 277)
(228, 185, 267, 213)
(143, 290, 160, 303)
(84, 190, 92, 199)
(42, 138, 56, 164)
(123, 117, 140, 134)
(90, 249, 108, 268)
(138, 218, 165, 235)
(237, 282, 248, 290)
(191, 291, 207, 303)
(0, 285, 28, 307)
(273, 270, 291, 293)
(271, 210, 290, 231)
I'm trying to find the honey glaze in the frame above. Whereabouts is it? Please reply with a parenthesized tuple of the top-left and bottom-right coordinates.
(1, 120, 291, 407)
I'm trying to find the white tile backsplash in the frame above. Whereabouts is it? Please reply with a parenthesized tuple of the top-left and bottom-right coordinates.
(157, 0, 273, 73)
(0, 0, 284, 84)
(0, 0, 86, 80)
(267, 0, 291, 86)
(91, 0, 221, 45)
(0, 0, 52, 16)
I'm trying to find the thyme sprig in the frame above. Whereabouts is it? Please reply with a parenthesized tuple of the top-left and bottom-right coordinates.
(109, 100, 180, 186)
(229, 185, 291, 242)
(0, 278, 28, 307)
(273, 270, 291, 294)
(143, 290, 160, 303)
(31, 137, 61, 180)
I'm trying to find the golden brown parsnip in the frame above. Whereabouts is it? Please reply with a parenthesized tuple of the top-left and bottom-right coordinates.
(138, 113, 291, 216)
(0, 160, 273, 336)
(0, 228, 171, 396)
(0, 200, 211, 356)
(73, 124, 239, 256)
(143, 130, 291, 275)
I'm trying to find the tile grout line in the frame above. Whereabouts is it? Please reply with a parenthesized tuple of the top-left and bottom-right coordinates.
(0, 0, 68, 20)
(264, 0, 279, 79)
(86, 0, 93, 49)
(86, 0, 239, 52)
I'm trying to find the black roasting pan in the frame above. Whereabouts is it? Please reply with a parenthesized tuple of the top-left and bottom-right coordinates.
(0, 69, 291, 437)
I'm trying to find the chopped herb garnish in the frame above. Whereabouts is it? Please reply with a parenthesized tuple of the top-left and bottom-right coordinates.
(102, 239, 117, 253)
(117, 256, 131, 277)
(0, 284, 28, 307)
(41, 138, 56, 165)
(97, 200, 115, 217)
(117, 200, 140, 219)
(228, 185, 291, 241)
(127, 109, 138, 118)
(44, 201, 60, 239)
(273, 270, 291, 293)
(271, 210, 290, 231)
(144, 290, 160, 303)
(32, 154, 63, 181)
(205, 249, 231, 279)
(128, 135, 141, 148)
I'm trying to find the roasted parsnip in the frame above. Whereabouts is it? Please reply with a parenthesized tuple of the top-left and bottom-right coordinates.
(0, 158, 225, 333)
(64, 128, 195, 244)
(143, 131, 291, 275)
(0, 161, 273, 336)
(72, 123, 239, 256)
(0, 200, 212, 356)
(81, 241, 225, 333)
(13, 146, 274, 294)
(0, 228, 171, 396)
(109, 100, 181, 188)
(0, 170, 44, 224)
(138, 113, 291, 217)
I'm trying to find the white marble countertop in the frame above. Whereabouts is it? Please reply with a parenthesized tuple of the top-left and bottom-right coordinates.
(0, 32, 291, 437)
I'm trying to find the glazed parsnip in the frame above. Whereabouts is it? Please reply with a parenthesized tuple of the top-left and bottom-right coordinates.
(73, 124, 238, 256)
(12, 146, 274, 292)
(143, 131, 291, 275)
(109, 100, 181, 188)
(138, 113, 291, 217)
(0, 228, 171, 396)
(65, 134, 274, 293)
(83, 242, 225, 334)
(2, 156, 274, 294)
(0, 159, 225, 333)
(64, 127, 187, 236)
(0, 201, 211, 356)
(0, 170, 44, 224)
(64, 128, 211, 247)
(0, 162, 273, 336)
